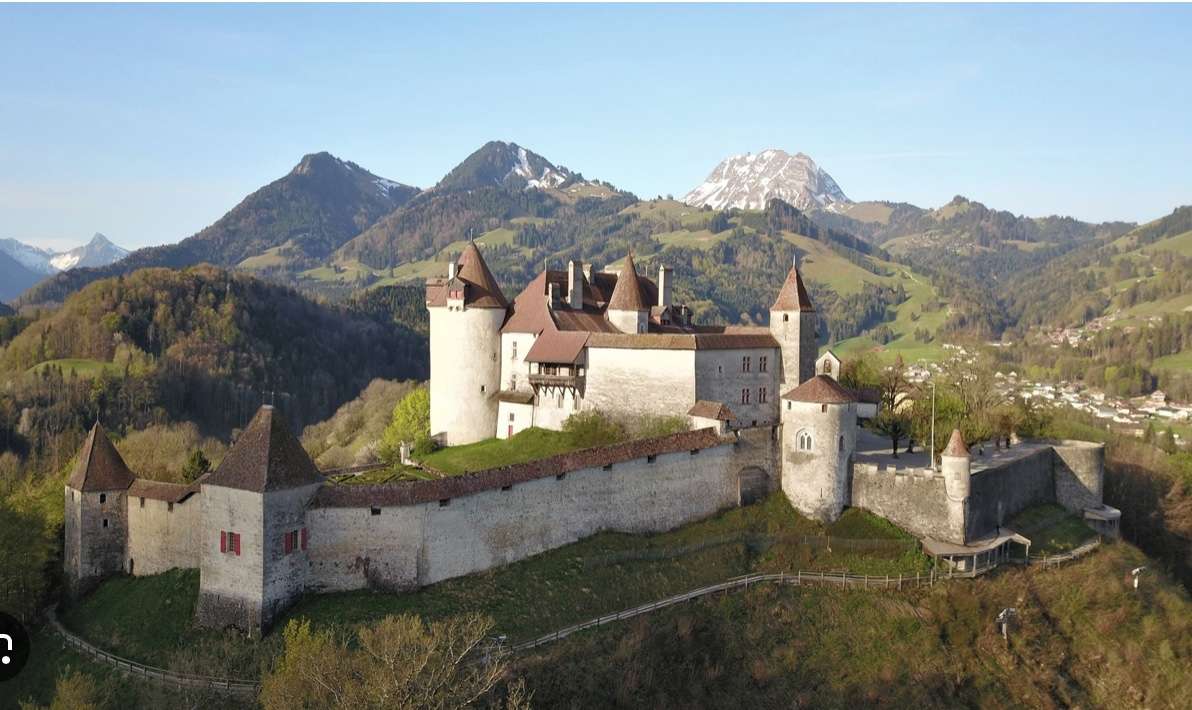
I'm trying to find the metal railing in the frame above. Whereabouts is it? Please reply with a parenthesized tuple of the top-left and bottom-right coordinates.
(47, 612, 260, 697)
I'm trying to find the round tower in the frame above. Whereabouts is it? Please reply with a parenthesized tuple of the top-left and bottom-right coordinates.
(770, 258, 817, 389)
(780, 375, 856, 522)
(427, 242, 507, 446)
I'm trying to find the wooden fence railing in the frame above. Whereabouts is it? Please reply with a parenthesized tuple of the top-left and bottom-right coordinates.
(47, 612, 260, 697)
(1028, 538, 1102, 567)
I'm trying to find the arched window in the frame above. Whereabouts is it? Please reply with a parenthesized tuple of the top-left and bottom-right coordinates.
(796, 428, 813, 452)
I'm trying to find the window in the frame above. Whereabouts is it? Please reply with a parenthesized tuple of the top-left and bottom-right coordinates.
(783, 314, 789, 322)
(839, 436, 845, 452)
(741, 388, 751, 405)
(758, 387, 768, 403)
(759, 356, 768, 373)
(167, 502, 174, 513)
(509, 412, 515, 422)
(480, 385, 486, 393)
(510, 375, 517, 389)
(511, 341, 518, 359)
(140, 497, 145, 508)
(501, 484, 513, 492)
(370, 507, 381, 516)
(102, 518, 108, 528)
(717, 365, 723, 375)
(647, 455, 657, 463)
(742, 356, 751, 372)
(99, 493, 107, 504)
(439, 498, 451, 508)
(220, 531, 241, 556)
(283, 530, 300, 555)
(602, 464, 613, 471)
(796, 429, 813, 452)
(821, 403, 828, 413)
(556, 473, 567, 481)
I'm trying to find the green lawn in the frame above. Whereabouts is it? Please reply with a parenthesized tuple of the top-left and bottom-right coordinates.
(417, 427, 585, 475)
(1007, 504, 1098, 554)
(27, 358, 123, 379)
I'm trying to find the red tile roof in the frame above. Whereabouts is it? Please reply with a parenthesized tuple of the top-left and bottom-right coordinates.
(455, 242, 508, 309)
(607, 252, 649, 311)
(942, 429, 970, 457)
(128, 478, 200, 504)
(203, 406, 324, 493)
(587, 332, 779, 351)
(688, 401, 735, 421)
(782, 375, 856, 403)
(772, 265, 815, 312)
(524, 331, 589, 364)
(69, 423, 135, 492)
(313, 428, 727, 509)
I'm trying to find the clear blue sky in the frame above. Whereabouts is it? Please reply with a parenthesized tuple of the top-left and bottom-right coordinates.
(2, 3, 1190, 251)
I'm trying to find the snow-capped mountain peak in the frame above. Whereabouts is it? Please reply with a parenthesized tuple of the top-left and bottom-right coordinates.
(683, 149, 852, 212)
(0, 233, 129, 274)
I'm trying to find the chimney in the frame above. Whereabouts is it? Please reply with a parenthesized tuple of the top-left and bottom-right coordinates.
(658, 265, 673, 307)
(567, 260, 584, 308)
(447, 261, 457, 280)
(548, 282, 560, 309)
(583, 263, 593, 281)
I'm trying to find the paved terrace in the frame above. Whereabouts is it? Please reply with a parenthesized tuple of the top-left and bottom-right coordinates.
(854, 429, 1054, 474)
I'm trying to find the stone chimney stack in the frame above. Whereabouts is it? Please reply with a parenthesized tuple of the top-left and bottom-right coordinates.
(583, 263, 593, 281)
(548, 282, 560, 309)
(447, 260, 457, 280)
(658, 265, 673, 307)
(567, 259, 584, 308)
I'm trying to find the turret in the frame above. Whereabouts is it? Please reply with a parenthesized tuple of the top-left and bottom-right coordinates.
(196, 405, 324, 636)
(780, 375, 856, 522)
(64, 422, 135, 596)
(770, 258, 817, 389)
(426, 241, 507, 445)
(606, 252, 648, 334)
(941, 429, 971, 501)
(567, 259, 584, 308)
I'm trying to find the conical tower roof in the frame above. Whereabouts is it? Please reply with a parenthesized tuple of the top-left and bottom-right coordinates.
(456, 241, 507, 308)
(772, 262, 815, 312)
(204, 406, 323, 492)
(781, 374, 855, 404)
(608, 251, 647, 311)
(68, 422, 135, 491)
(942, 429, 970, 457)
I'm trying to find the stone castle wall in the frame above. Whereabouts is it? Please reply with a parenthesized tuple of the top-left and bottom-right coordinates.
(849, 464, 963, 543)
(126, 495, 200, 576)
(1052, 440, 1105, 513)
(583, 347, 696, 420)
(306, 430, 777, 594)
(965, 447, 1054, 540)
(64, 488, 128, 596)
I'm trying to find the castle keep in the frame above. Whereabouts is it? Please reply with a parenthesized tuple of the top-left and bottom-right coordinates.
(65, 243, 1119, 634)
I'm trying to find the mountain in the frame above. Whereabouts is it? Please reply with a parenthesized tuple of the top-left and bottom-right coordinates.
(16, 152, 417, 305)
(683, 149, 852, 212)
(0, 239, 58, 275)
(434, 140, 575, 192)
(332, 141, 621, 273)
(48, 233, 129, 270)
(0, 250, 45, 302)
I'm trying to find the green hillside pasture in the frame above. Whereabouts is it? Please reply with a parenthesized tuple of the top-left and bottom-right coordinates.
(27, 358, 123, 379)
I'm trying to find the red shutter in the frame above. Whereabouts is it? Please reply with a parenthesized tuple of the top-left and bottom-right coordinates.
(233, 533, 241, 556)
(284, 532, 291, 554)
(301, 527, 308, 550)
(220, 530, 227, 553)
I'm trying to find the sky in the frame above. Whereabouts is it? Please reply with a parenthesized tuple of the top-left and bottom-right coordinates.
(2, 4, 1190, 252)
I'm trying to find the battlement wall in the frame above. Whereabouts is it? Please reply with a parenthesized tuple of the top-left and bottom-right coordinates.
(307, 427, 779, 593)
(849, 462, 961, 542)
(966, 447, 1054, 540)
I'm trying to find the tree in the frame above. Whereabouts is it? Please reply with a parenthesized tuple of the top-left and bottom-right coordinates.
(19, 670, 103, 710)
(380, 387, 431, 461)
(259, 613, 528, 710)
(839, 352, 882, 392)
(1159, 427, 1178, 454)
(182, 449, 211, 482)
(871, 410, 912, 458)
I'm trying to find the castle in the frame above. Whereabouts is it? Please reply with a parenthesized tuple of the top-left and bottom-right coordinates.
(64, 243, 1120, 635)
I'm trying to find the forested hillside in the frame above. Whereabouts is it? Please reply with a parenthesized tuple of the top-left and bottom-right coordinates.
(0, 266, 427, 486)
(814, 196, 1133, 283)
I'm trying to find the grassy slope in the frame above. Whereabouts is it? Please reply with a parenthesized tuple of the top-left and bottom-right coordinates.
(1080, 227, 1192, 325)
(517, 542, 1191, 709)
(44, 497, 927, 691)
(26, 358, 124, 379)
(417, 427, 583, 474)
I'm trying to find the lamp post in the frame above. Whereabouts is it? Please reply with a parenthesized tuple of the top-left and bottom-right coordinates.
(930, 381, 937, 471)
